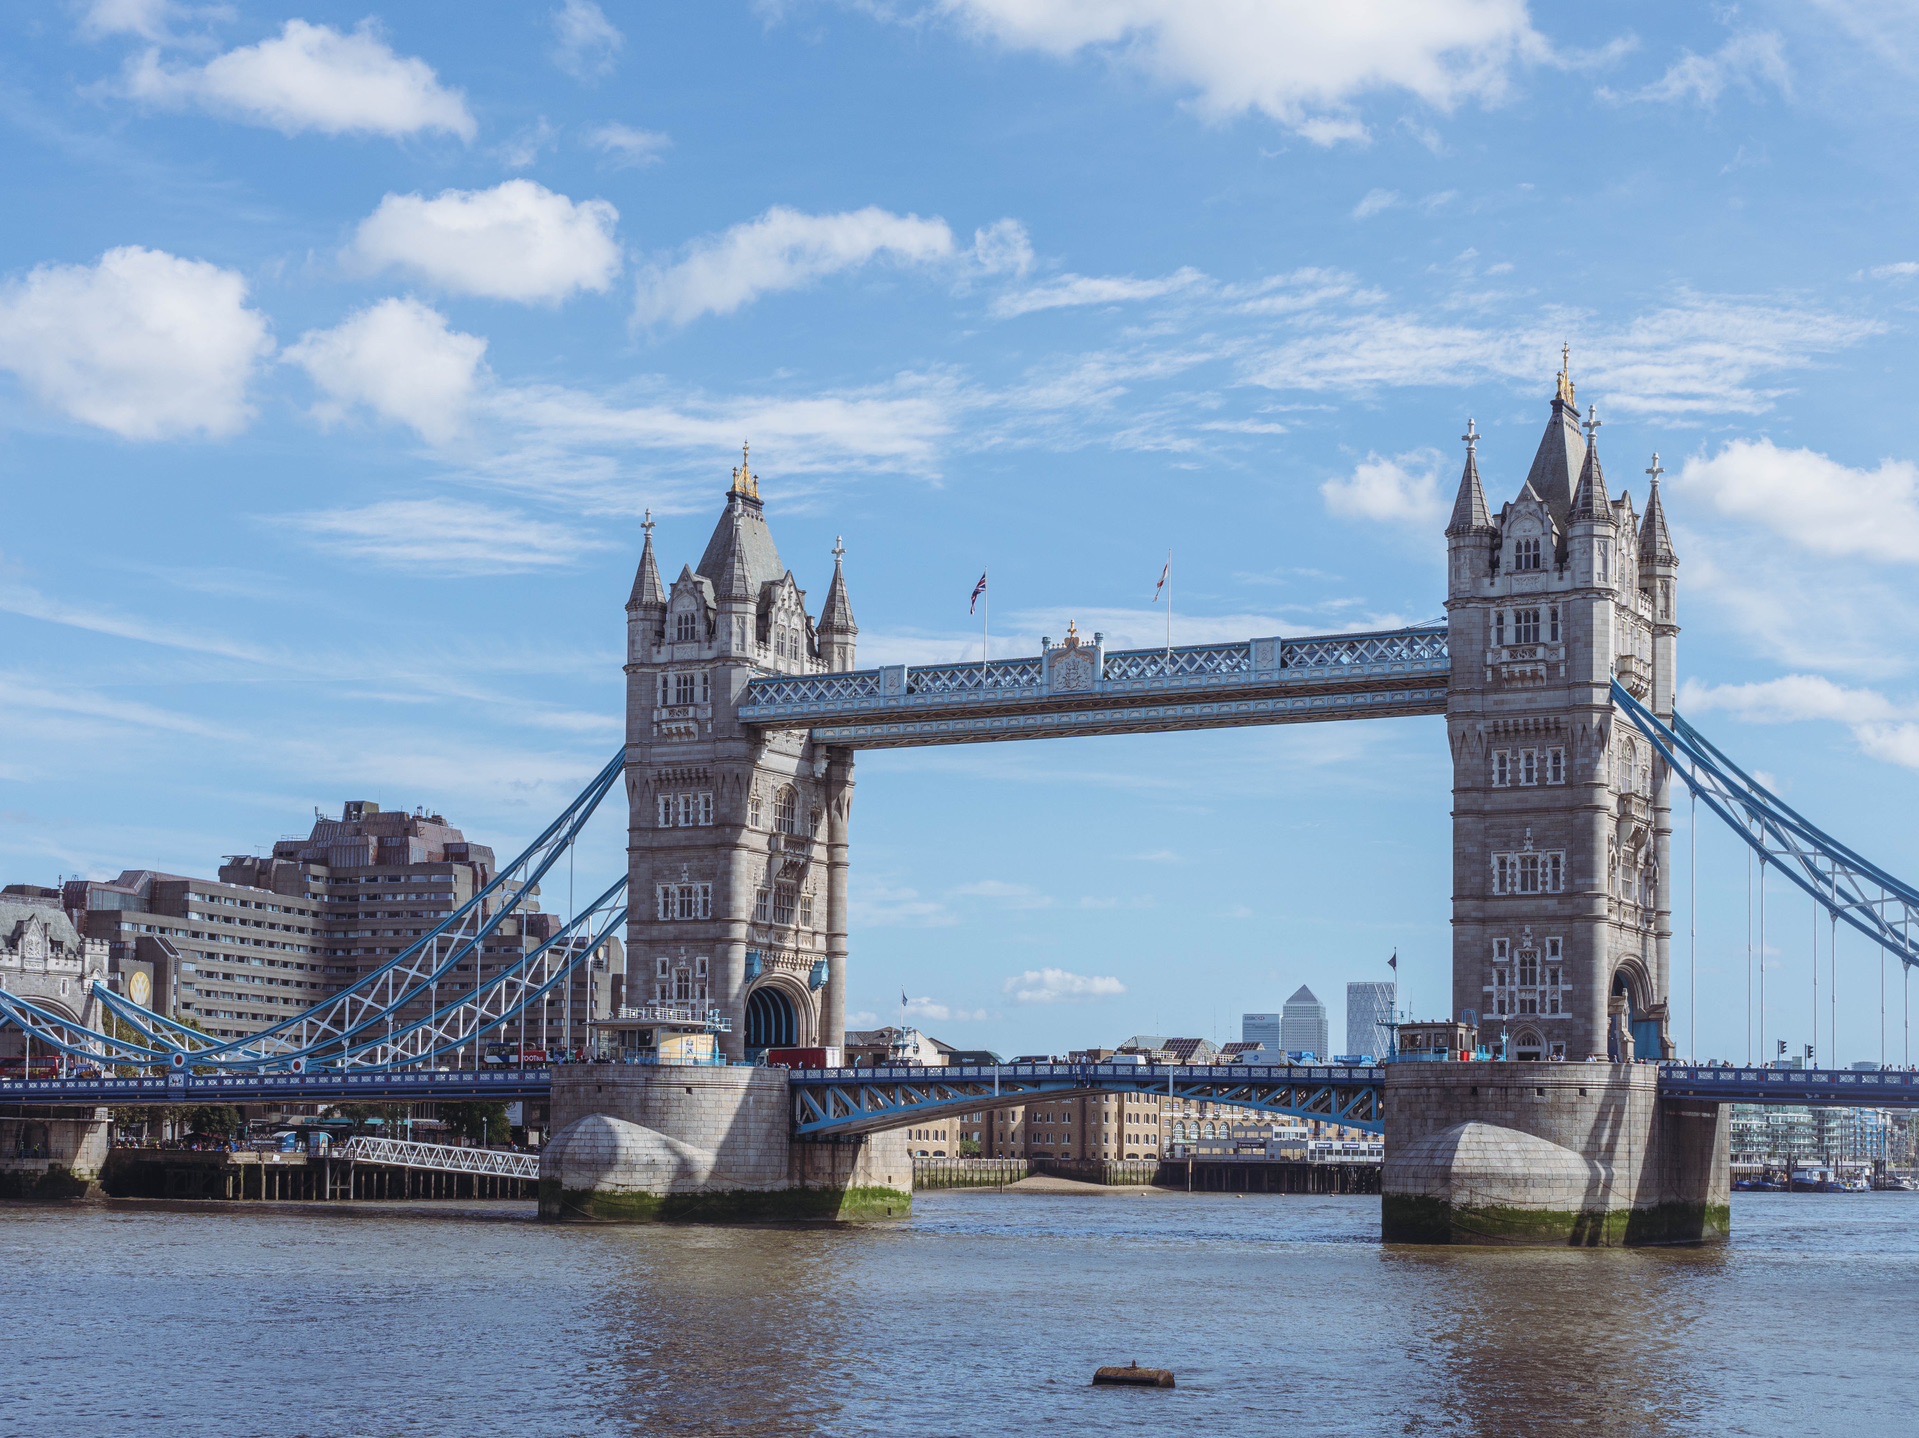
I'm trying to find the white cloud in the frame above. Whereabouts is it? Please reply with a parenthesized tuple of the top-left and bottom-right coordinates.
(1352, 187, 1400, 219)
(80, 0, 175, 40)
(284, 298, 487, 444)
(499, 117, 559, 170)
(853, 879, 957, 928)
(1681, 674, 1919, 773)
(1607, 32, 1790, 106)
(951, 878, 1053, 909)
(904, 997, 989, 1022)
(1321, 449, 1447, 527)
(587, 122, 670, 167)
(928, 0, 1547, 142)
(124, 20, 476, 139)
(1868, 262, 1919, 280)
(351, 180, 623, 304)
(286, 497, 605, 575)
(992, 266, 1206, 318)
(634, 205, 958, 326)
(1676, 439, 1919, 565)
(970, 218, 1034, 277)
(0, 245, 271, 440)
(552, 0, 623, 81)
(1002, 967, 1127, 1003)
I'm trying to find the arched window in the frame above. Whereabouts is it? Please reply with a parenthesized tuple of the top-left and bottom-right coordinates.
(775, 786, 800, 835)
(675, 611, 697, 643)
(1515, 537, 1542, 571)
(748, 791, 763, 828)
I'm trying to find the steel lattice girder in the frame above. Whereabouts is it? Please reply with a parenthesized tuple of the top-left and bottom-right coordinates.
(788, 1064, 1384, 1137)
(0, 1068, 554, 1107)
(1613, 683, 1919, 969)
(336, 1137, 540, 1179)
(738, 625, 1450, 749)
(1658, 1064, 1919, 1107)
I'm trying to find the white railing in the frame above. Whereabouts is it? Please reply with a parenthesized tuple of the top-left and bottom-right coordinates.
(336, 1136, 539, 1180)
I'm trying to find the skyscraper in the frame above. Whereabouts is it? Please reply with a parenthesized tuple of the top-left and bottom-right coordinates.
(1280, 985, 1328, 1059)
(1242, 1012, 1281, 1048)
(1346, 981, 1397, 1058)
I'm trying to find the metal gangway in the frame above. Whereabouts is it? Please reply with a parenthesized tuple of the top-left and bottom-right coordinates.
(335, 1136, 540, 1181)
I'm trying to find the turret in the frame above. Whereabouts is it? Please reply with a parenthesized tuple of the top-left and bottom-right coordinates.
(1639, 454, 1680, 718)
(1445, 418, 1497, 593)
(1520, 345, 1589, 540)
(626, 510, 667, 646)
(817, 537, 858, 672)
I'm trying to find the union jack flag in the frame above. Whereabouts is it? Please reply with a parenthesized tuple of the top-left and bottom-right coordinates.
(969, 572, 988, 614)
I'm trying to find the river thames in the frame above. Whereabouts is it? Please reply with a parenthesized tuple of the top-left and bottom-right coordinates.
(3, 1190, 1912, 1436)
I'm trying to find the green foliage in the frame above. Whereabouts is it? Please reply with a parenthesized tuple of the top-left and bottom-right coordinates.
(180, 1104, 242, 1140)
(438, 1101, 511, 1146)
(958, 1137, 982, 1157)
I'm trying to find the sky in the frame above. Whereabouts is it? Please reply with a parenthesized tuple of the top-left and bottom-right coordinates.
(5, 1, 1919, 1065)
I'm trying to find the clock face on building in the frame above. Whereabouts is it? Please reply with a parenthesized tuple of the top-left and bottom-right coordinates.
(128, 970, 152, 1008)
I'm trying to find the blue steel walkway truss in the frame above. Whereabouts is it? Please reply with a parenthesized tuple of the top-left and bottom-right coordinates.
(738, 625, 1450, 749)
(788, 1062, 1387, 1138)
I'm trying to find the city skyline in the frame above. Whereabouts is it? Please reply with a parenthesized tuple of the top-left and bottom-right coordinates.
(4, 4, 1919, 1061)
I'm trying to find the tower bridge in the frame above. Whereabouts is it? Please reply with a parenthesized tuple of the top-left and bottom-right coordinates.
(7, 362, 1919, 1240)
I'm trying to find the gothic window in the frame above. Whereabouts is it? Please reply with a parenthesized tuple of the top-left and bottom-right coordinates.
(1492, 750, 1511, 787)
(1492, 851, 1566, 894)
(754, 888, 771, 923)
(775, 786, 801, 835)
(675, 611, 697, 643)
(656, 795, 673, 828)
(1597, 542, 1611, 583)
(1518, 950, 1539, 987)
(1548, 605, 1561, 643)
(748, 791, 763, 828)
(1515, 537, 1542, 571)
(1546, 747, 1566, 785)
(656, 957, 669, 978)
(1518, 854, 1540, 892)
(1519, 749, 1539, 786)
(1514, 608, 1541, 644)
(773, 884, 797, 926)
(655, 883, 712, 920)
(1494, 611, 1507, 647)
(799, 892, 815, 927)
(673, 967, 692, 1002)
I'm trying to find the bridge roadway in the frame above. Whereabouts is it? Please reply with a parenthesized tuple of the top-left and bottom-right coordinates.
(736, 624, 1451, 748)
(7, 1063, 1915, 1125)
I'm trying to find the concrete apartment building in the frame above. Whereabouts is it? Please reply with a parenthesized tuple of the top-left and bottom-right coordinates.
(58, 801, 620, 1051)
(64, 871, 329, 1041)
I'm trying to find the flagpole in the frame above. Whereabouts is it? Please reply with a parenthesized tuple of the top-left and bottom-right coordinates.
(1166, 550, 1173, 659)
(982, 575, 989, 674)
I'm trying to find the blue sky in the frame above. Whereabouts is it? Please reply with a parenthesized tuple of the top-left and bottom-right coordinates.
(5, 1, 1919, 1063)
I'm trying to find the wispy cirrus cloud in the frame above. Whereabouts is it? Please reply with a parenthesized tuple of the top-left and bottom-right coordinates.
(283, 497, 612, 576)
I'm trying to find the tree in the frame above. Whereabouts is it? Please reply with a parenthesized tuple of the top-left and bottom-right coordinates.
(181, 1104, 242, 1140)
(438, 1101, 511, 1146)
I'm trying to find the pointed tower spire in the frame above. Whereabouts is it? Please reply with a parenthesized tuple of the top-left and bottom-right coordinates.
(818, 535, 859, 671)
(1446, 418, 1495, 535)
(1639, 453, 1677, 566)
(1571, 404, 1610, 519)
(627, 508, 666, 611)
(1522, 351, 1588, 523)
(716, 520, 753, 603)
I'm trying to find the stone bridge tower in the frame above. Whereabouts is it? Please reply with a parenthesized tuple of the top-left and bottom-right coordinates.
(1443, 359, 1680, 1061)
(624, 450, 857, 1061)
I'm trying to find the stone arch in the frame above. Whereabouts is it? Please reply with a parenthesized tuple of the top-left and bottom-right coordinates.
(743, 975, 813, 1051)
(1511, 1026, 1544, 1061)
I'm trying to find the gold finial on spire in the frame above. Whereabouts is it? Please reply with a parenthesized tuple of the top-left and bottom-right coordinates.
(1557, 342, 1576, 407)
(730, 441, 761, 500)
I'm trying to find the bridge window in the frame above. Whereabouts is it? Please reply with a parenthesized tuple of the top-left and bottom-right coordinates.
(1548, 605, 1561, 644)
(1546, 747, 1566, 784)
(773, 884, 797, 927)
(1514, 608, 1541, 645)
(748, 791, 763, 828)
(1519, 749, 1538, 786)
(1492, 750, 1511, 787)
(1492, 851, 1566, 895)
(775, 786, 801, 835)
(668, 671, 708, 707)
(1493, 612, 1506, 647)
(675, 611, 698, 643)
(654, 882, 712, 921)
(659, 792, 715, 828)
(1515, 538, 1542, 571)
(754, 888, 771, 923)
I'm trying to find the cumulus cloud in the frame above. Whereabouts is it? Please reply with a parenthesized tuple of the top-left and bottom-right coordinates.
(992, 266, 1206, 318)
(1868, 261, 1919, 280)
(286, 497, 605, 575)
(1676, 439, 1919, 565)
(80, 0, 175, 40)
(551, 0, 623, 81)
(284, 298, 487, 444)
(970, 218, 1034, 277)
(124, 20, 475, 139)
(1605, 32, 1790, 106)
(904, 996, 989, 1022)
(0, 245, 271, 440)
(634, 205, 959, 326)
(587, 122, 670, 167)
(1002, 968, 1127, 1004)
(1321, 449, 1447, 527)
(927, 0, 1547, 142)
(1681, 674, 1919, 773)
(351, 180, 623, 304)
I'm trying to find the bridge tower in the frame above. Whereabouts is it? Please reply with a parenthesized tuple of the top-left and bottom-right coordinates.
(1443, 360, 1679, 1062)
(623, 451, 857, 1061)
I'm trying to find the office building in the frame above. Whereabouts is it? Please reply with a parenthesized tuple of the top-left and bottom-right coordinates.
(1345, 980, 1397, 1058)
(1280, 985, 1329, 1059)
(1242, 1013, 1281, 1048)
